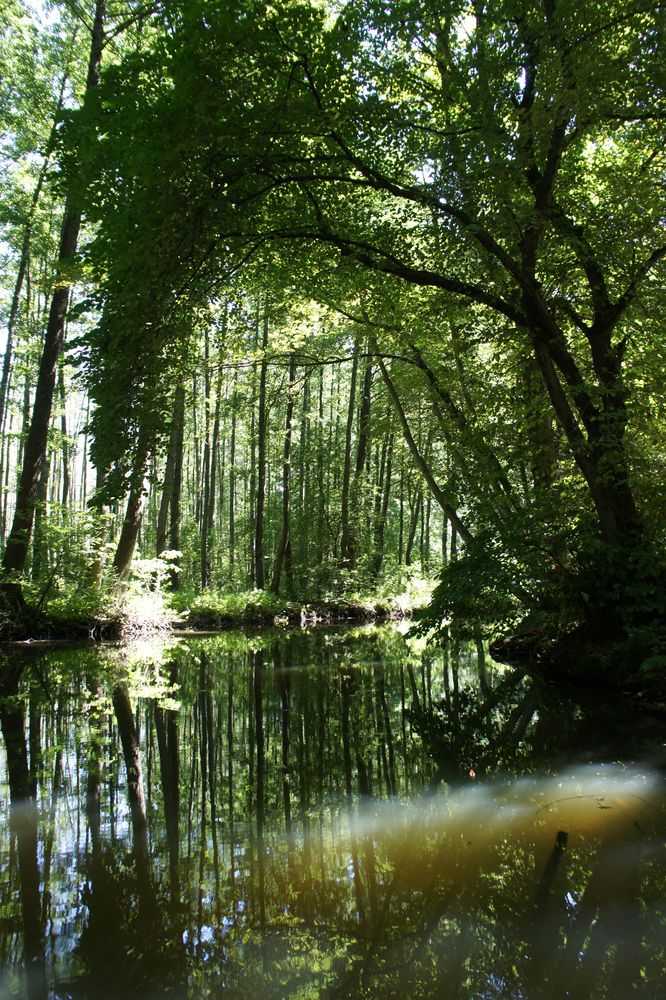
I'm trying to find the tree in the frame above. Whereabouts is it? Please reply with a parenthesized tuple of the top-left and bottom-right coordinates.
(45, 0, 665, 650)
(1, 0, 106, 605)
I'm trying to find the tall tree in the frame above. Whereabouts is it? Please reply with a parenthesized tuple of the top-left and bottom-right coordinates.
(1, 0, 106, 604)
(270, 353, 297, 594)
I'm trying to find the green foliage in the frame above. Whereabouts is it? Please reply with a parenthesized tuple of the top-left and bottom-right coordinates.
(169, 588, 292, 628)
(413, 534, 530, 642)
(565, 530, 666, 631)
(1, 0, 664, 667)
(45, 586, 118, 628)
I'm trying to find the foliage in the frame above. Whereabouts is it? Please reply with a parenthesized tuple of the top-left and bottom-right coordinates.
(414, 536, 532, 642)
(0, 0, 664, 670)
(170, 587, 292, 627)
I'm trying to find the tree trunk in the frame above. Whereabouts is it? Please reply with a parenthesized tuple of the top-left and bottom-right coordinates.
(156, 389, 183, 556)
(200, 329, 212, 586)
(375, 348, 473, 545)
(1, 1, 106, 592)
(404, 489, 421, 566)
(0, 60, 72, 440)
(346, 351, 372, 570)
(371, 432, 393, 577)
(254, 309, 269, 589)
(270, 354, 296, 594)
(339, 340, 359, 568)
(530, 329, 640, 548)
(112, 427, 150, 581)
(202, 359, 223, 588)
(229, 399, 236, 575)
(316, 366, 326, 569)
(58, 355, 70, 508)
(31, 452, 51, 581)
(169, 386, 185, 589)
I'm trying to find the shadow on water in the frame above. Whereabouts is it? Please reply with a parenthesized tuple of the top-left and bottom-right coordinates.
(0, 626, 664, 998)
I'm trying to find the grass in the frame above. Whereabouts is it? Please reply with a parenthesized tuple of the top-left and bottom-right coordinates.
(1, 568, 434, 642)
(168, 584, 428, 631)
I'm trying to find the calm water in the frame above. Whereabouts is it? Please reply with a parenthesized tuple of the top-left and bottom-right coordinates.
(0, 625, 664, 999)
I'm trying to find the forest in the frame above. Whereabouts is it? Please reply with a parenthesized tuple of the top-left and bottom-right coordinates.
(1, 3, 666, 999)
(0, 0, 664, 682)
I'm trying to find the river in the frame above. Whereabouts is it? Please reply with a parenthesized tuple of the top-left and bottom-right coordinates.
(0, 624, 664, 998)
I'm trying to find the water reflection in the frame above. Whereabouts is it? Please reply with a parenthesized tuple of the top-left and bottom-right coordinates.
(0, 626, 664, 998)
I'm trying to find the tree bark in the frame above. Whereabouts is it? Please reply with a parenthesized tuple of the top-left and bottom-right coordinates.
(371, 432, 393, 577)
(1, 1, 106, 589)
(375, 349, 473, 545)
(228, 399, 236, 575)
(112, 427, 150, 580)
(200, 329, 212, 586)
(339, 340, 359, 568)
(346, 351, 372, 570)
(30, 452, 51, 580)
(254, 309, 269, 589)
(270, 354, 296, 594)
(156, 389, 183, 556)
(202, 357, 223, 588)
(169, 386, 185, 589)
(58, 355, 70, 508)
(0, 58, 73, 441)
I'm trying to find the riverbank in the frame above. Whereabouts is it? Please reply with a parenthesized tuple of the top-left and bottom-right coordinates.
(489, 621, 666, 707)
(0, 586, 417, 644)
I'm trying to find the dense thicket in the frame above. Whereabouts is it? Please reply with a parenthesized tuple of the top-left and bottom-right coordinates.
(0, 0, 664, 667)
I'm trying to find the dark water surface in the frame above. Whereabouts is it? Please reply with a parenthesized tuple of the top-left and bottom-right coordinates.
(0, 625, 664, 998)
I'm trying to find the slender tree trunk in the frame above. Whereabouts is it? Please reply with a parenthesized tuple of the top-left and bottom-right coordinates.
(58, 355, 70, 508)
(17, 373, 31, 492)
(254, 310, 269, 589)
(200, 329, 212, 586)
(372, 432, 393, 577)
(202, 360, 223, 588)
(297, 374, 310, 585)
(79, 395, 90, 506)
(192, 375, 202, 528)
(347, 352, 372, 570)
(340, 341, 360, 568)
(229, 399, 236, 575)
(169, 386, 185, 589)
(112, 427, 150, 581)
(1, 1, 106, 598)
(375, 348, 473, 545)
(398, 459, 404, 563)
(316, 366, 326, 569)
(442, 511, 449, 567)
(0, 409, 14, 539)
(248, 312, 260, 584)
(404, 489, 421, 566)
(156, 389, 182, 556)
(270, 354, 296, 594)
(0, 59, 73, 440)
(87, 468, 108, 589)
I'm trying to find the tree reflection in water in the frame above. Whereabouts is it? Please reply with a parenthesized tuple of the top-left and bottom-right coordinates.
(0, 627, 664, 998)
